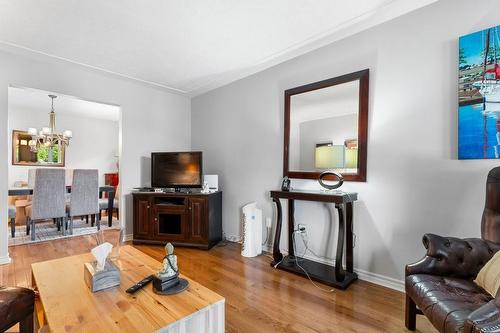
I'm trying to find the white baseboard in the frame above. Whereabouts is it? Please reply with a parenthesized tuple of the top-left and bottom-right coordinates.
(355, 268, 404, 292)
(0, 254, 12, 265)
(260, 241, 404, 292)
(123, 233, 134, 242)
(225, 235, 242, 243)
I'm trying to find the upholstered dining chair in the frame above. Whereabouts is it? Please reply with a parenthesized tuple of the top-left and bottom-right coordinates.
(26, 169, 67, 241)
(27, 169, 36, 191)
(99, 184, 119, 222)
(8, 194, 29, 238)
(8, 205, 16, 238)
(67, 169, 100, 233)
(24, 168, 36, 208)
(405, 167, 500, 333)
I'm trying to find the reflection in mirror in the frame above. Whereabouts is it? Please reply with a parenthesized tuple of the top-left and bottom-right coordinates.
(12, 130, 65, 166)
(289, 80, 359, 174)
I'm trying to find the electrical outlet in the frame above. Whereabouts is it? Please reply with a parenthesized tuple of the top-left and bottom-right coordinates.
(297, 224, 306, 233)
(265, 217, 272, 228)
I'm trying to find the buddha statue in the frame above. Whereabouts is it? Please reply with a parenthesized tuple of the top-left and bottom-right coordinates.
(152, 242, 189, 294)
(157, 243, 178, 280)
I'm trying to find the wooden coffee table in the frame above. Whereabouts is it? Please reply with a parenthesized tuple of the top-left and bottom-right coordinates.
(31, 245, 225, 332)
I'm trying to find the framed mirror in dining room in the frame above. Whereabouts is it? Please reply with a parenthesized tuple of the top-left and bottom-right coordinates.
(284, 69, 369, 182)
(12, 129, 66, 167)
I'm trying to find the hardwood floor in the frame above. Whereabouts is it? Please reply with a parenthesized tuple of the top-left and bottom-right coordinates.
(0, 232, 437, 333)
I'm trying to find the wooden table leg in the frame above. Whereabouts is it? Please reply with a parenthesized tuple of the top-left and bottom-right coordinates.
(346, 202, 354, 273)
(15, 200, 28, 227)
(108, 190, 115, 227)
(288, 199, 295, 257)
(272, 197, 283, 264)
(91, 215, 96, 230)
(334, 203, 346, 282)
(31, 219, 36, 241)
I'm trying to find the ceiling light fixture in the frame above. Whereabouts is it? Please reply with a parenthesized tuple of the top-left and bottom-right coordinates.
(27, 94, 72, 153)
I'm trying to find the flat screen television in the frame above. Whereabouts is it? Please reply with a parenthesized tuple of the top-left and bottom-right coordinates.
(151, 152, 203, 188)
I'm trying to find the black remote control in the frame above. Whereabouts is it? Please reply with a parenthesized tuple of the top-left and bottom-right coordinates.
(126, 275, 154, 294)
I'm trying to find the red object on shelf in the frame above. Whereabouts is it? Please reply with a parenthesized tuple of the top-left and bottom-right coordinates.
(105, 173, 119, 187)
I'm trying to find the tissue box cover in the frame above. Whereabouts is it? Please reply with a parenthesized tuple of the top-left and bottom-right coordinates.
(84, 259, 120, 292)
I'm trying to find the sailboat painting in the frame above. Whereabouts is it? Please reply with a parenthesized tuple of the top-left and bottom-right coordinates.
(458, 25, 500, 160)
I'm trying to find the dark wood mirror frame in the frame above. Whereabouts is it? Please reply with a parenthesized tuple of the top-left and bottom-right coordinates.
(283, 69, 369, 182)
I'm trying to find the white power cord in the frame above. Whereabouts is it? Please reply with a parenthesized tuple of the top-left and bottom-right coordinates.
(291, 231, 334, 293)
(271, 191, 358, 293)
(299, 232, 334, 261)
(262, 226, 271, 246)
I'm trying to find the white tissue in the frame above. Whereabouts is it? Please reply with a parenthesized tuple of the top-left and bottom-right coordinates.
(91, 242, 113, 271)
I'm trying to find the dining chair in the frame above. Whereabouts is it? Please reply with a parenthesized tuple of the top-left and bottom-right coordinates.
(8, 194, 29, 238)
(99, 185, 119, 223)
(67, 169, 99, 233)
(27, 169, 36, 188)
(8, 205, 15, 238)
(26, 169, 66, 241)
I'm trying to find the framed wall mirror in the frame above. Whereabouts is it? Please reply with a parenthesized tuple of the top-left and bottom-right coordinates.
(12, 130, 66, 167)
(284, 69, 369, 182)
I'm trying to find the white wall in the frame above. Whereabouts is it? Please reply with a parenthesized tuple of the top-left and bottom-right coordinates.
(8, 106, 119, 186)
(298, 115, 357, 170)
(289, 94, 358, 171)
(192, 0, 500, 288)
(0, 48, 191, 264)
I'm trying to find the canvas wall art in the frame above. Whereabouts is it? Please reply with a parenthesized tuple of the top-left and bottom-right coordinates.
(458, 25, 500, 159)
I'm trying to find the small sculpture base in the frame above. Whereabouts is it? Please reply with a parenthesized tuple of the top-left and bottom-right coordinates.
(152, 274, 189, 295)
(84, 259, 120, 293)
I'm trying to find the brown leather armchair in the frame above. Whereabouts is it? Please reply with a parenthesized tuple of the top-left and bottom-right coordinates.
(0, 286, 35, 332)
(405, 167, 500, 333)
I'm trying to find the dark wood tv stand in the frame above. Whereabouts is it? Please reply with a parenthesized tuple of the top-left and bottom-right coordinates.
(132, 191, 222, 249)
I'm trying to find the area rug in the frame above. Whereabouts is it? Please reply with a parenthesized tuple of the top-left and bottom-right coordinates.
(9, 217, 121, 246)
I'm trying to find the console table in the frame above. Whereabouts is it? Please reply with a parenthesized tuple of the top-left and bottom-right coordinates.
(270, 190, 358, 289)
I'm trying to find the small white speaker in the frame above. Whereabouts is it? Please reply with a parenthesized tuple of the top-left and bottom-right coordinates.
(203, 175, 218, 192)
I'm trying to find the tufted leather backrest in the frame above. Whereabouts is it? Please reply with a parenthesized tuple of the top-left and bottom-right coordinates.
(482, 167, 500, 245)
(412, 234, 500, 280)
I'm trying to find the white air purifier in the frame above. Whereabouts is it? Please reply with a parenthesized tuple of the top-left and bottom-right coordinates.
(203, 174, 218, 192)
(241, 202, 262, 257)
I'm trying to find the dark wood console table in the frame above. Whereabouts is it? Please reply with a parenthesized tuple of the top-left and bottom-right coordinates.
(270, 190, 358, 289)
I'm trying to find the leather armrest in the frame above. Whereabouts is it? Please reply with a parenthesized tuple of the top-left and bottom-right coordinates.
(465, 292, 500, 333)
(405, 234, 499, 279)
(0, 286, 35, 332)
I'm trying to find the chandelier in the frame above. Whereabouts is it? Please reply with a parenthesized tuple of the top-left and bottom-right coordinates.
(27, 95, 72, 153)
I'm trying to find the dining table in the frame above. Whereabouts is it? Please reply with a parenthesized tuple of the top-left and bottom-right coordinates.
(8, 185, 116, 227)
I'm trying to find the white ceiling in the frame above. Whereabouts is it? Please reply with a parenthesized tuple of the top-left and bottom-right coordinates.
(0, 0, 437, 96)
(9, 87, 120, 122)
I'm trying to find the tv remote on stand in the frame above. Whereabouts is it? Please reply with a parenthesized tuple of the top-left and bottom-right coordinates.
(126, 275, 154, 294)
